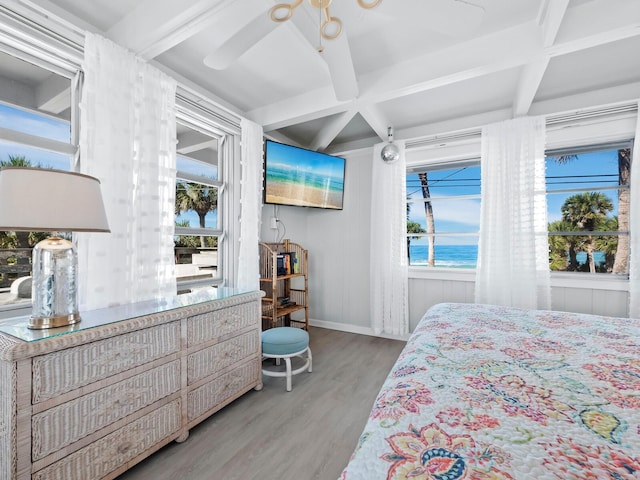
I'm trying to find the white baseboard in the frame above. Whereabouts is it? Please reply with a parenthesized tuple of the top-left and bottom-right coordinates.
(308, 318, 410, 342)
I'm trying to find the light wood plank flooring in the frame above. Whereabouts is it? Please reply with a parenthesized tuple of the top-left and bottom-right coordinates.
(118, 327, 405, 480)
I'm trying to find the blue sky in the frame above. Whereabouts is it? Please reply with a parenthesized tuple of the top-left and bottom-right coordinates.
(1, 102, 621, 239)
(266, 140, 344, 179)
(1, 104, 219, 230)
(0, 103, 72, 170)
(407, 149, 622, 245)
(176, 155, 217, 180)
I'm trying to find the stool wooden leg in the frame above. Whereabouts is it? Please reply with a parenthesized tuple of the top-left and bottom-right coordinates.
(285, 357, 292, 392)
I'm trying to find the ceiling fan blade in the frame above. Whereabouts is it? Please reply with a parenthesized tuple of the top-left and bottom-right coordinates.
(322, 32, 359, 101)
(287, 8, 359, 101)
(203, 12, 279, 70)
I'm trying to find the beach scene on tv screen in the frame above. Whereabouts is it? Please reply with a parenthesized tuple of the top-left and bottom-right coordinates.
(265, 142, 344, 209)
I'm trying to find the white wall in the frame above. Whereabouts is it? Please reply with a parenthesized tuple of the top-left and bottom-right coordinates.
(259, 111, 635, 335)
(260, 149, 373, 330)
(408, 276, 629, 332)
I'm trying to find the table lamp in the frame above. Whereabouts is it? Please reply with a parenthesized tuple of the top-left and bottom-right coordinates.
(0, 167, 110, 329)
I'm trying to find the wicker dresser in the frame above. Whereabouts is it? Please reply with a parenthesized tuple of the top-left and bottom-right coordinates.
(0, 289, 263, 480)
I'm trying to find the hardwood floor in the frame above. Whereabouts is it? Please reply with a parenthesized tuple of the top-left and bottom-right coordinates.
(118, 327, 406, 480)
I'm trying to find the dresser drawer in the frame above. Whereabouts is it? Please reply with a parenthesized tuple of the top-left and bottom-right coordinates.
(32, 359, 181, 461)
(187, 330, 258, 384)
(188, 360, 259, 422)
(33, 399, 181, 480)
(187, 302, 258, 347)
(32, 322, 181, 403)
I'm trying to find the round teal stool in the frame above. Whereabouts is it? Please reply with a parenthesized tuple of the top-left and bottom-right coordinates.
(261, 327, 312, 391)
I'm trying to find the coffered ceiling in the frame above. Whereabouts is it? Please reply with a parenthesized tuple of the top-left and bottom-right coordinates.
(4, 0, 640, 153)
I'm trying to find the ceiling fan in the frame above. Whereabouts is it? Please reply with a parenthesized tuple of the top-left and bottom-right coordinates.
(203, 0, 485, 102)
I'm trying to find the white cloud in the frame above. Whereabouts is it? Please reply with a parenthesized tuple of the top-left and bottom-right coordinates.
(409, 197, 480, 229)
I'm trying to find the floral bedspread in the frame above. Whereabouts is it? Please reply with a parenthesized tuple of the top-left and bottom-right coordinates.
(340, 303, 640, 479)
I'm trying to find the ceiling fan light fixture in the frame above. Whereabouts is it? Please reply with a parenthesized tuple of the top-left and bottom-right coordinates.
(269, 0, 381, 41)
(270, 1, 301, 22)
(357, 0, 382, 9)
(321, 15, 342, 40)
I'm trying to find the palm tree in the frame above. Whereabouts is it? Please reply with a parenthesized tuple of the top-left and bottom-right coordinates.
(561, 192, 613, 273)
(417, 172, 435, 266)
(548, 220, 582, 271)
(406, 197, 426, 261)
(551, 149, 630, 274)
(612, 148, 630, 273)
(595, 217, 619, 272)
(175, 181, 218, 248)
(407, 220, 426, 261)
(0, 154, 39, 168)
(0, 155, 43, 248)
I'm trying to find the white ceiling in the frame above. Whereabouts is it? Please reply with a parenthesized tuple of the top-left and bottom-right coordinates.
(7, 0, 640, 152)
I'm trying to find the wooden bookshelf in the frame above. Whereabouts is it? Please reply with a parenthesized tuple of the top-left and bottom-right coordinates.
(259, 239, 308, 331)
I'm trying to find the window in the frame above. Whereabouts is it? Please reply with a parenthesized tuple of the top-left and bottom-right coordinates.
(546, 143, 632, 274)
(406, 161, 480, 268)
(174, 118, 225, 292)
(0, 51, 74, 307)
(406, 142, 633, 275)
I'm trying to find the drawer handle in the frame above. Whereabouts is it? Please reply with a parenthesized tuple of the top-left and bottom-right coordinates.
(118, 441, 133, 455)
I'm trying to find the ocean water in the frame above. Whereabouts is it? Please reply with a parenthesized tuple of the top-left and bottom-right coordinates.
(266, 164, 343, 192)
(410, 245, 606, 268)
(410, 245, 477, 268)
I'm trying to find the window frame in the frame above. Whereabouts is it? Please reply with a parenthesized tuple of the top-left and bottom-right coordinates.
(406, 159, 481, 269)
(545, 140, 632, 275)
(0, 98, 78, 315)
(405, 137, 638, 284)
(174, 100, 234, 292)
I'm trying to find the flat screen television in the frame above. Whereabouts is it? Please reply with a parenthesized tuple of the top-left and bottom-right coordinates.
(263, 139, 345, 210)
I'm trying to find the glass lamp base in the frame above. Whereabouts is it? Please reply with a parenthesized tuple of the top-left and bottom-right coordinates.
(29, 236, 80, 330)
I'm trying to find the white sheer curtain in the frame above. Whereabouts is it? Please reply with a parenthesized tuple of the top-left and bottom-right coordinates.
(237, 119, 264, 292)
(628, 101, 640, 317)
(370, 141, 409, 336)
(475, 116, 551, 310)
(77, 33, 177, 310)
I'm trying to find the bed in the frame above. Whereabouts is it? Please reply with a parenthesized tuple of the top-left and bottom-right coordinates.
(340, 302, 640, 479)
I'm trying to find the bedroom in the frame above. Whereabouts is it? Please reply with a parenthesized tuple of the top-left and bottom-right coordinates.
(0, 0, 639, 479)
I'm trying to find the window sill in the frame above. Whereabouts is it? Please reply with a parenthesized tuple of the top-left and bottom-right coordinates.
(408, 267, 476, 282)
(0, 300, 32, 320)
(408, 267, 629, 291)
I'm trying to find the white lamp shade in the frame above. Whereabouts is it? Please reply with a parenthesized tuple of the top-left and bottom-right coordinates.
(0, 167, 110, 232)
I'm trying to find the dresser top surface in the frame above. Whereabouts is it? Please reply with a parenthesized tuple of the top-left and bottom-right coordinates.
(0, 287, 259, 344)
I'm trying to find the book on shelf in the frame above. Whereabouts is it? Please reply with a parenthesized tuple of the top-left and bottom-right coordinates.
(276, 252, 297, 276)
(276, 254, 287, 275)
(293, 252, 300, 273)
(277, 296, 290, 305)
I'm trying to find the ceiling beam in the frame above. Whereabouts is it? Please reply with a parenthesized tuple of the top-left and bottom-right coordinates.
(358, 104, 391, 142)
(0, 74, 35, 109)
(177, 129, 217, 154)
(513, 58, 550, 117)
(538, 0, 570, 48)
(203, 9, 279, 70)
(249, 1, 640, 132)
(512, 0, 569, 117)
(329, 80, 640, 154)
(106, 0, 259, 59)
(309, 109, 357, 151)
(36, 74, 70, 114)
(250, 22, 543, 129)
